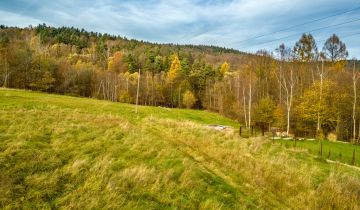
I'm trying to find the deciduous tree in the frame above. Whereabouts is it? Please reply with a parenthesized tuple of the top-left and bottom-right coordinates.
(323, 34, 348, 62)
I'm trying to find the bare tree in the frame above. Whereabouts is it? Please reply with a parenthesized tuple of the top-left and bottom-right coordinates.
(316, 59, 326, 131)
(135, 68, 141, 113)
(242, 84, 248, 128)
(277, 63, 297, 136)
(248, 69, 252, 129)
(352, 60, 359, 143)
(322, 34, 348, 62)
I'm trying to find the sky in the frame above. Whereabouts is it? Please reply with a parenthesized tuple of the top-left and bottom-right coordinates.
(1, 0, 360, 57)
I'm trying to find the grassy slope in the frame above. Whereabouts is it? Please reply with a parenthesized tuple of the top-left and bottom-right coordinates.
(279, 139, 360, 166)
(0, 89, 359, 209)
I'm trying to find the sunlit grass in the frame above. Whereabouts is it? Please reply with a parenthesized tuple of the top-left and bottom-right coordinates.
(0, 88, 359, 209)
(278, 139, 360, 166)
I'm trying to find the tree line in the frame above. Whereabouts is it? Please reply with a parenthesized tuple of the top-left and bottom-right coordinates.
(0, 25, 359, 142)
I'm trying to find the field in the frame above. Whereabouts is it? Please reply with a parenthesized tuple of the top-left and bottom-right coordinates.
(1, 88, 360, 209)
(278, 139, 360, 166)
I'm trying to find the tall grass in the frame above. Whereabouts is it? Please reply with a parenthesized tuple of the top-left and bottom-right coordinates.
(0, 89, 359, 209)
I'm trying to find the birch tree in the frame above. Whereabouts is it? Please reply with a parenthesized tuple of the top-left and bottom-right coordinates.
(135, 68, 141, 113)
(352, 60, 359, 143)
(316, 59, 325, 132)
(279, 64, 297, 136)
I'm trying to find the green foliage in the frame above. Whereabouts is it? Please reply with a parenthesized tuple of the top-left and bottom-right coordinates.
(124, 54, 139, 73)
(254, 97, 275, 125)
(189, 61, 214, 98)
(293, 33, 318, 62)
(143, 49, 156, 72)
(36, 24, 91, 49)
(180, 57, 190, 76)
(153, 55, 163, 73)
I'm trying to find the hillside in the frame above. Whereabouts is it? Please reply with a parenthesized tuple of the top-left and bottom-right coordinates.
(0, 24, 253, 111)
(2, 25, 360, 142)
(1, 89, 359, 209)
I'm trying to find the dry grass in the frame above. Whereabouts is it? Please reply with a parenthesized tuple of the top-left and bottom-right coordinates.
(0, 89, 359, 209)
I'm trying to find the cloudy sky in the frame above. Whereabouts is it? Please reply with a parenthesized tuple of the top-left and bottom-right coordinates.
(1, 0, 359, 57)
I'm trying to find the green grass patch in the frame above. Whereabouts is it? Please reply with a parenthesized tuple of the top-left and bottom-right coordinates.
(277, 139, 360, 166)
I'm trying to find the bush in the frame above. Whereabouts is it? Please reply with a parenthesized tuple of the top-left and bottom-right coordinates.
(182, 90, 197, 109)
(316, 129, 324, 140)
(118, 91, 133, 103)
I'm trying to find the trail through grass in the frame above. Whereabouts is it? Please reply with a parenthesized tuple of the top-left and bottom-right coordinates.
(1, 89, 359, 209)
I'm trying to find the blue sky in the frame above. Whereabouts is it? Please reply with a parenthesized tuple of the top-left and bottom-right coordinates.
(1, 0, 359, 57)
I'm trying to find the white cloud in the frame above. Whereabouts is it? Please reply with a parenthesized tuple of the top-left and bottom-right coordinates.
(1, 0, 359, 56)
(0, 10, 49, 27)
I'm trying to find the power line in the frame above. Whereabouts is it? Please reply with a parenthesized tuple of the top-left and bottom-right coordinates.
(236, 17, 360, 49)
(317, 31, 360, 43)
(239, 31, 360, 55)
(229, 6, 360, 45)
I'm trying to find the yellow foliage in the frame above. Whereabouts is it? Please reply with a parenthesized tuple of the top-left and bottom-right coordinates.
(332, 60, 347, 72)
(183, 90, 197, 108)
(123, 71, 130, 79)
(107, 57, 114, 71)
(108, 51, 123, 72)
(220, 61, 229, 75)
(273, 105, 285, 128)
(75, 60, 83, 68)
(167, 55, 181, 82)
(129, 72, 139, 85)
(121, 72, 138, 85)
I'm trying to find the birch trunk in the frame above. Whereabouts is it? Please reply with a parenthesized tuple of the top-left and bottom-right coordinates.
(135, 68, 141, 113)
(248, 75, 252, 128)
(316, 60, 324, 131)
(286, 84, 293, 136)
(353, 76, 357, 143)
(281, 66, 296, 136)
(242, 86, 248, 128)
(353, 61, 358, 143)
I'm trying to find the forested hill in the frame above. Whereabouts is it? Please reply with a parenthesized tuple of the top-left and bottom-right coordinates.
(1, 24, 245, 54)
(0, 24, 359, 142)
(0, 24, 255, 105)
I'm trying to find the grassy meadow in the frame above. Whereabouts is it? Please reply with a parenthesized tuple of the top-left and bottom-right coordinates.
(1, 88, 360, 209)
(278, 139, 360, 167)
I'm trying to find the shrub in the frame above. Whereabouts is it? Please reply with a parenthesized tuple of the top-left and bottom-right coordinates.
(182, 90, 197, 109)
